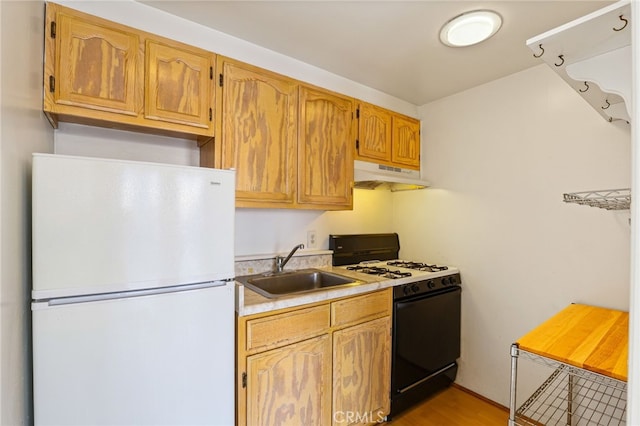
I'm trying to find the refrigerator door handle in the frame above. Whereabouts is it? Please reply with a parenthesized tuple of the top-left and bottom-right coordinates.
(34, 280, 232, 308)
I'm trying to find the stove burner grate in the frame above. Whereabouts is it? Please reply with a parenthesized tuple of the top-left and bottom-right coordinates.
(346, 265, 412, 279)
(386, 261, 449, 272)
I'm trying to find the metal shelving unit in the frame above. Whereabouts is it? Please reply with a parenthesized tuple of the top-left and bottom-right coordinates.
(563, 189, 631, 210)
(509, 346, 627, 426)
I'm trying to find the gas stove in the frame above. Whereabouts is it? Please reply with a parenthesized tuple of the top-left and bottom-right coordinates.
(329, 233, 460, 298)
(339, 259, 460, 298)
(343, 260, 451, 278)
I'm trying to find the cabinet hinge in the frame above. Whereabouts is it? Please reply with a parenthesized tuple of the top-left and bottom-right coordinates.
(219, 74, 223, 87)
(242, 372, 247, 388)
(209, 66, 213, 80)
(50, 21, 56, 38)
(49, 75, 55, 93)
(209, 108, 212, 121)
(356, 108, 360, 119)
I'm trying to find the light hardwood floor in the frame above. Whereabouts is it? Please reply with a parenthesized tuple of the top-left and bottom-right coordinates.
(387, 386, 509, 426)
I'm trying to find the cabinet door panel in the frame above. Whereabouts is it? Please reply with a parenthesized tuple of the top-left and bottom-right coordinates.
(298, 86, 354, 208)
(247, 334, 332, 426)
(145, 40, 213, 130)
(220, 60, 298, 204)
(391, 115, 420, 169)
(55, 9, 139, 115)
(333, 316, 391, 426)
(357, 103, 392, 163)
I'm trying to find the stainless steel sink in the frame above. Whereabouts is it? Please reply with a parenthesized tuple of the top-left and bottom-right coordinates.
(239, 268, 361, 298)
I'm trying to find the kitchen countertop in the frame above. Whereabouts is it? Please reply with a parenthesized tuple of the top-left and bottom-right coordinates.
(235, 265, 460, 317)
(516, 303, 628, 381)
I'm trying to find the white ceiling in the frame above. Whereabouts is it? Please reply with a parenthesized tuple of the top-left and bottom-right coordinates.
(139, 1, 613, 106)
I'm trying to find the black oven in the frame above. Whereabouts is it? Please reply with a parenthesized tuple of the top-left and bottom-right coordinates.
(390, 279, 461, 417)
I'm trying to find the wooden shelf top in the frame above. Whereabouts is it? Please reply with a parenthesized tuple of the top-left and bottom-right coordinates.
(516, 303, 628, 381)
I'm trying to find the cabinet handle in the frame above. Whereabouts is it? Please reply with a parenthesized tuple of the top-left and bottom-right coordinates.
(49, 76, 55, 93)
(242, 372, 247, 388)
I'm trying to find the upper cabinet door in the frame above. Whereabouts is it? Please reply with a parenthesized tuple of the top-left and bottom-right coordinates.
(145, 40, 214, 132)
(357, 103, 392, 163)
(298, 86, 354, 210)
(218, 59, 298, 206)
(49, 4, 139, 116)
(391, 115, 421, 169)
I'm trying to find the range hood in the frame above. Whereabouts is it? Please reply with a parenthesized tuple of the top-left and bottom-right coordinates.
(353, 160, 429, 192)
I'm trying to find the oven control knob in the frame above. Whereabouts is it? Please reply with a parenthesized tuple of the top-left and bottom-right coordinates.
(411, 284, 420, 293)
(441, 278, 449, 286)
(427, 280, 435, 289)
(403, 286, 411, 295)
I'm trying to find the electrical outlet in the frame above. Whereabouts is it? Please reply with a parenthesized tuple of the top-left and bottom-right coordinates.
(307, 230, 317, 249)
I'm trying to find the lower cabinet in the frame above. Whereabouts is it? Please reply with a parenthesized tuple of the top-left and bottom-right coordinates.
(237, 288, 392, 426)
(246, 334, 332, 425)
(333, 316, 391, 426)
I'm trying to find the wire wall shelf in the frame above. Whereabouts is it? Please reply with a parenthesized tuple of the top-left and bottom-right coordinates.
(563, 189, 631, 210)
(513, 349, 627, 426)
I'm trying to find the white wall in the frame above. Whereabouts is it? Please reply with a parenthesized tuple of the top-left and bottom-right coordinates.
(0, 1, 55, 424)
(393, 64, 631, 406)
(629, 2, 640, 422)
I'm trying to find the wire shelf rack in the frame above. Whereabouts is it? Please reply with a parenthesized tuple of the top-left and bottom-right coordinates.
(514, 349, 627, 426)
(563, 189, 631, 211)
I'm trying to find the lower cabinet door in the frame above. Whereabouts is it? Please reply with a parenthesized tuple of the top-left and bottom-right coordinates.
(332, 316, 392, 426)
(246, 334, 332, 426)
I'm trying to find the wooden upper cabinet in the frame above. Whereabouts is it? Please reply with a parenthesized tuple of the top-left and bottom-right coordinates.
(356, 102, 392, 163)
(216, 58, 298, 206)
(43, 3, 215, 138)
(391, 115, 421, 169)
(355, 101, 421, 171)
(45, 3, 140, 119)
(298, 86, 354, 210)
(145, 40, 214, 131)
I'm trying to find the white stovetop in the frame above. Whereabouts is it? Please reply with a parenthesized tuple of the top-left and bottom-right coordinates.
(334, 260, 460, 282)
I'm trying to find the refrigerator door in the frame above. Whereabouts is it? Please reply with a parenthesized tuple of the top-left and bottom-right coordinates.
(32, 281, 234, 426)
(32, 154, 235, 299)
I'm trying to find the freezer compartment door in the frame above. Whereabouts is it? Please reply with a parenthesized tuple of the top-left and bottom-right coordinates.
(32, 154, 235, 299)
(32, 282, 234, 426)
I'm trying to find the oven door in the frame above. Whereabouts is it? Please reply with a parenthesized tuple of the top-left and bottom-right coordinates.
(392, 287, 461, 393)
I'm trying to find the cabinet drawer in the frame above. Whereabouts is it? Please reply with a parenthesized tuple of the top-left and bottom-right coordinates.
(331, 289, 392, 328)
(246, 305, 330, 352)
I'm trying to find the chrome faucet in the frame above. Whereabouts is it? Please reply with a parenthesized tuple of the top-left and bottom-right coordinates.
(275, 244, 304, 272)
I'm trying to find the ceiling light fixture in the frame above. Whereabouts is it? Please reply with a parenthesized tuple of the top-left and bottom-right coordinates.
(439, 10, 503, 47)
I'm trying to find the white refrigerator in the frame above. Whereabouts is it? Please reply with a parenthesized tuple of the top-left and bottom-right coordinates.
(31, 154, 236, 426)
